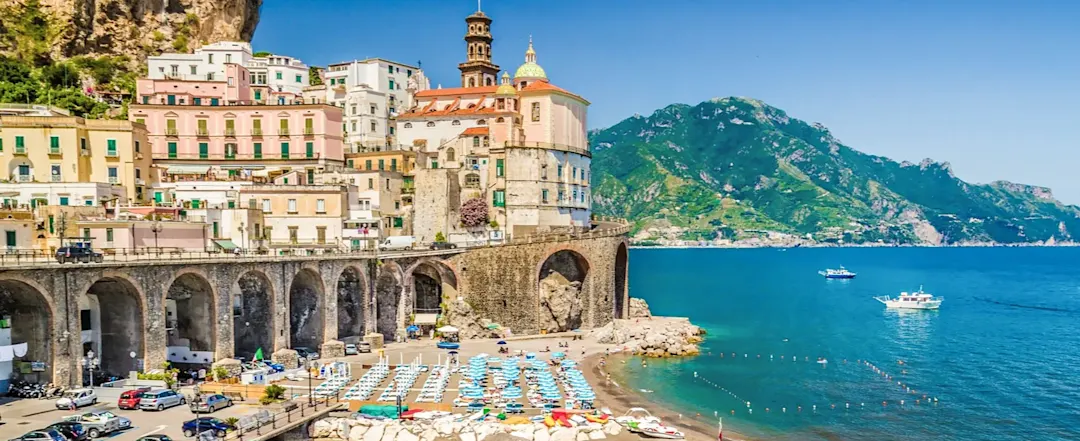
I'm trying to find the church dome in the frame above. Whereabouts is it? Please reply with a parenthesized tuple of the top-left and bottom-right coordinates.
(513, 38, 547, 81)
(496, 72, 517, 96)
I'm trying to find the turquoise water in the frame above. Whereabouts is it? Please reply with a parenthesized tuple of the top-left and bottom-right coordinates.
(620, 247, 1080, 441)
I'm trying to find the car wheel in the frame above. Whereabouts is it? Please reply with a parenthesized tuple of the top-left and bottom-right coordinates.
(184, 429, 195, 437)
(215, 430, 226, 438)
(57, 256, 66, 264)
(88, 429, 100, 438)
(92, 398, 97, 404)
(94, 256, 103, 263)
(157, 404, 164, 411)
(181, 397, 187, 405)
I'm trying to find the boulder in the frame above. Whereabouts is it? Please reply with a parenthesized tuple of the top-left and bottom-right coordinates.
(601, 422, 621, 437)
(534, 427, 550, 441)
(384, 426, 403, 441)
(587, 431, 605, 440)
(550, 428, 576, 441)
(320, 340, 346, 359)
(629, 298, 652, 318)
(435, 420, 455, 436)
(271, 348, 300, 369)
(310, 419, 335, 438)
(349, 425, 368, 441)
(575, 431, 590, 441)
(419, 428, 438, 441)
(509, 431, 533, 441)
(397, 429, 419, 441)
(460, 431, 477, 441)
(363, 424, 385, 441)
(355, 418, 374, 427)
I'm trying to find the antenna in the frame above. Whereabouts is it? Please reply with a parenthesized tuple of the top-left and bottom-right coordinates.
(478, 0, 482, 12)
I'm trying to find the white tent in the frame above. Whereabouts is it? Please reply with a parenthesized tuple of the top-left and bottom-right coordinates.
(436, 325, 459, 334)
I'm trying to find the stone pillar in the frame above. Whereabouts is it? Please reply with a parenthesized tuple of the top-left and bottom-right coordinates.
(364, 333, 384, 350)
(214, 274, 235, 362)
(320, 340, 345, 359)
(211, 358, 242, 381)
(271, 348, 299, 370)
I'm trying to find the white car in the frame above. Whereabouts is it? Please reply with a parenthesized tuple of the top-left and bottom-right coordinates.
(55, 388, 97, 409)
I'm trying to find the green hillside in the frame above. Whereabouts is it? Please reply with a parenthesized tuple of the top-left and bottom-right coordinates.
(590, 97, 1080, 245)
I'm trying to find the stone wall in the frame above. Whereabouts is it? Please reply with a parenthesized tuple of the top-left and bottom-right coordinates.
(0, 231, 628, 387)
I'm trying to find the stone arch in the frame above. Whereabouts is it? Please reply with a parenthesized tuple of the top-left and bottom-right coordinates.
(165, 271, 217, 366)
(289, 268, 325, 350)
(0, 277, 54, 385)
(536, 248, 592, 332)
(336, 265, 367, 342)
(375, 262, 404, 341)
(232, 270, 275, 361)
(83, 275, 145, 378)
(405, 259, 459, 318)
(614, 242, 629, 319)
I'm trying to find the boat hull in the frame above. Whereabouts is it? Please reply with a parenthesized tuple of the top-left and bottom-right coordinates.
(883, 301, 941, 310)
(824, 274, 856, 279)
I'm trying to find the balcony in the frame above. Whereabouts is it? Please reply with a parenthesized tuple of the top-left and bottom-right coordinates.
(135, 152, 144, 160)
(48, 147, 61, 156)
(80, 149, 91, 157)
(51, 174, 62, 182)
(278, 128, 290, 136)
(304, 128, 315, 136)
(136, 178, 145, 185)
(196, 129, 209, 137)
(225, 128, 237, 137)
(252, 128, 263, 137)
(106, 150, 119, 158)
(108, 176, 119, 184)
(402, 186, 415, 195)
(17, 175, 31, 182)
(152, 151, 322, 160)
(165, 128, 179, 137)
(13, 147, 27, 155)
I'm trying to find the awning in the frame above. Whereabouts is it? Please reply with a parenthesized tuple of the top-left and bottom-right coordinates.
(414, 314, 438, 325)
(213, 239, 239, 251)
(219, 165, 266, 170)
(166, 165, 211, 175)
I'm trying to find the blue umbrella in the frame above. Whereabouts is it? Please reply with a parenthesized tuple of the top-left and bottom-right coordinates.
(497, 340, 507, 345)
(407, 325, 420, 332)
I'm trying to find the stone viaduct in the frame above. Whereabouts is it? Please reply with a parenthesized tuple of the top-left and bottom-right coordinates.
(0, 231, 628, 388)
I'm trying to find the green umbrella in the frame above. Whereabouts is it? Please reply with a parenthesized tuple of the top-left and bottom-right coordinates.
(254, 347, 264, 361)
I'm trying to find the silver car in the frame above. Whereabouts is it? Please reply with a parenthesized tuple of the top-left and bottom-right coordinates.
(189, 394, 232, 413)
(138, 389, 186, 411)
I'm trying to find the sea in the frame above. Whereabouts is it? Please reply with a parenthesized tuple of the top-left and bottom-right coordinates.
(614, 247, 1080, 441)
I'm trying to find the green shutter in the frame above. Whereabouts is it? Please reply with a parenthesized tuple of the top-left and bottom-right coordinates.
(306, 142, 314, 158)
(199, 142, 208, 159)
(168, 142, 177, 158)
(50, 136, 59, 148)
(391, 158, 397, 171)
(378, 159, 384, 170)
(496, 159, 504, 177)
(254, 143, 262, 159)
(107, 139, 117, 156)
(281, 142, 289, 159)
(493, 190, 505, 207)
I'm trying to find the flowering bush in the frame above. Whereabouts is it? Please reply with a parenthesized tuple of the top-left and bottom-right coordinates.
(460, 197, 489, 227)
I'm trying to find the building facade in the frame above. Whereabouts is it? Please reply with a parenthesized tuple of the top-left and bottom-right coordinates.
(0, 116, 153, 203)
(397, 8, 592, 239)
(146, 41, 309, 96)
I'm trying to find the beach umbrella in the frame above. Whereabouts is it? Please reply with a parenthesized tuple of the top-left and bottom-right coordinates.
(497, 340, 507, 345)
(437, 325, 459, 333)
(407, 325, 420, 332)
(448, 351, 458, 355)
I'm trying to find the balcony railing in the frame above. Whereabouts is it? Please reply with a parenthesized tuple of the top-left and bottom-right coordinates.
(17, 175, 31, 182)
(197, 129, 209, 137)
(278, 128, 290, 136)
(225, 128, 237, 137)
(304, 128, 315, 136)
(14, 147, 27, 155)
(51, 174, 62, 182)
(166, 128, 179, 136)
(108, 176, 119, 184)
(402, 186, 415, 194)
(153, 152, 322, 160)
(252, 128, 263, 136)
(106, 150, 118, 158)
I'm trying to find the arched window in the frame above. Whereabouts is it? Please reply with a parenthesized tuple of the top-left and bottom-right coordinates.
(446, 148, 456, 162)
(483, 136, 490, 147)
(404, 123, 412, 128)
(478, 46, 484, 56)
(473, 137, 480, 148)
(496, 117, 505, 123)
(452, 120, 461, 126)
(470, 24, 476, 33)
(485, 77, 493, 86)
(468, 78, 476, 87)
(426, 122, 435, 127)
(477, 119, 487, 126)
(465, 173, 480, 188)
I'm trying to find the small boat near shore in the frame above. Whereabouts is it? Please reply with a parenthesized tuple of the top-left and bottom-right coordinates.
(616, 407, 662, 431)
(875, 286, 943, 310)
(819, 266, 857, 279)
(636, 422, 686, 439)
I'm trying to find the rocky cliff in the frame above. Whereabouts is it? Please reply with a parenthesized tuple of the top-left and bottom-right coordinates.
(0, 0, 261, 67)
(590, 317, 704, 357)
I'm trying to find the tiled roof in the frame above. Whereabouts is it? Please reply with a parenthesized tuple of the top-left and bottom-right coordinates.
(415, 85, 499, 98)
(521, 81, 589, 104)
(461, 127, 490, 136)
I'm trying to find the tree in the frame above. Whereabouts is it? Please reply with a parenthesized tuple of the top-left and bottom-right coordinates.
(435, 232, 446, 243)
(253, 51, 271, 57)
(308, 66, 323, 86)
(460, 198, 488, 228)
(39, 62, 80, 89)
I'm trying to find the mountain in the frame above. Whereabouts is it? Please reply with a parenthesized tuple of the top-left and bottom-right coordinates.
(589, 97, 1080, 245)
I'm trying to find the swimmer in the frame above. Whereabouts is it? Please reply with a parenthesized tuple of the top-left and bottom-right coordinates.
(782, 338, 789, 342)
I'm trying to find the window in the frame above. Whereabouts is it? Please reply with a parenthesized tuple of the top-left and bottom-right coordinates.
(493, 190, 505, 207)
(496, 159, 504, 177)
(473, 137, 480, 148)
(305, 142, 314, 158)
(253, 118, 262, 134)
(135, 169, 141, 179)
(305, 118, 314, 134)
(378, 159, 385, 170)
(135, 140, 140, 152)
(307, 169, 314, 184)
(225, 119, 235, 135)
(263, 226, 272, 240)
(477, 119, 487, 126)
(452, 120, 461, 126)
(367, 178, 374, 189)
(275, 71, 282, 80)
(170, 65, 179, 76)
(391, 158, 397, 171)
(168, 142, 178, 158)
(280, 142, 289, 159)
(557, 164, 563, 177)
(573, 167, 578, 179)
(316, 226, 326, 244)
(288, 226, 298, 244)
(370, 121, 377, 133)
(365, 159, 372, 170)
(404, 123, 412, 128)
(351, 121, 357, 132)
(388, 65, 394, 74)
(431, 160, 438, 169)
(15, 135, 24, 151)
(287, 199, 297, 213)
(542, 189, 549, 204)
(407, 69, 413, 77)
(389, 79, 395, 90)
(496, 117, 505, 123)
(351, 105, 357, 115)
(370, 104, 376, 114)
(197, 119, 208, 135)
(347, 159, 354, 168)
(49, 136, 59, 153)
(279, 118, 289, 134)
(262, 199, 271, 213)
(108, 167, 118, 180)
(199, 142, 209, 159)
(190, 65, 197, 75)
(82, 228, 90, 240)
(254, 90, 262, 101)
(296, 74, 302, 83)
(60, 197, 69, 206)
(51, 164, 61, 181)
(208, 54, 214, 64)
(426, 122, 435, 127)
(531, 102, 541, 122)
(316, 199, 326, 214)
(465, 173, 480, 188)
(193, 97, 202, 106)
(106, 228, 114, 243)
(254, 142, 263, 159)
(446, 148, 455, 162)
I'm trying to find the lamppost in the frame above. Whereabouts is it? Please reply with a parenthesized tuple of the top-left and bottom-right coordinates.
(81, 350, 100, 388)
(237, 222, 246, 253)
(306, 358, 314, 405)
(150, 222, 162, 255)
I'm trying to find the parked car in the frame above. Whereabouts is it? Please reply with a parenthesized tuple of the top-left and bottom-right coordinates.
(189, 394, 232, 414)
(61, 411, 130, 438)
(44, 422, 87, 441)
(55, 388, 97, 409)
(10, 429, 67, 441)
(116, 387, 152, 410)
(344, 344, 358, 355)
(378, 236, 415, 251)
(182, 417, 235, 438)
(55, 247, 103, 264)
(294, 347, 319, 361)
(358, 342, 372, 353)
(429, 241, 457, 250)
(138, 389, 186, 411)
(135, 436, 173, 441)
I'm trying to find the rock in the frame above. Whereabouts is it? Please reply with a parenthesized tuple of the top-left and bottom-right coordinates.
(550, 428, 576, 441)
(601, 422, 621, 436)
(272, 348, 300, 369)
(509, 431, 533, 441)
(587, 431, 605, 440)
(397, 429, 419, 441)
(320, 340, 346, 359)
(629, 298, 652, 318)
(575, 431, 590, 441)
(435, 420, 455, 436)
(444, 298, 503, 339)
(383, 426, 402, 441)
(211, 358, 242, 380)
(349, 426, 368, 441)
(534, 427, 550, 441)
(363, 424, 385, 441)
(310, 419, 334, 438)
(538, 272, 583, 332)
(582, 423, 603, 433)
(419, 428, 438, 441)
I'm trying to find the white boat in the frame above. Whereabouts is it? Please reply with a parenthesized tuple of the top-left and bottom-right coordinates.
(636, 422, 686, 439)
(819, 266, 856, 279)
(615, 407, 662, 430)
(875, 286, 943, 310)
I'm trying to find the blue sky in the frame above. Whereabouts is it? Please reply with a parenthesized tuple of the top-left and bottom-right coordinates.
(253, 0, 1080, 202)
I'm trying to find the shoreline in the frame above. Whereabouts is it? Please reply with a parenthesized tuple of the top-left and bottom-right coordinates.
(580, 352, 754, 441)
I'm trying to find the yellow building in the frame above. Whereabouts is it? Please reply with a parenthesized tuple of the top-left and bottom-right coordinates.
(240, 176, 348, 249)
(344, 149, 418, 200)
(0, 116, 154, 203)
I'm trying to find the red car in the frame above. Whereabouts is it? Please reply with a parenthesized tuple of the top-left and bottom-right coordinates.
(117, 388, 151, 410)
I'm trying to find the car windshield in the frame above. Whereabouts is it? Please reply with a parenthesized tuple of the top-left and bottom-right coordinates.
(62, 391, 80, 398)
(92, 411, 116, 418)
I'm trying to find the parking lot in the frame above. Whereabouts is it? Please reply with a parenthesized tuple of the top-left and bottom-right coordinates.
(0, 386, 258, 441)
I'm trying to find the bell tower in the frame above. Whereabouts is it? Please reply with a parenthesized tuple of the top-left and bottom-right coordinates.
(458, 6, 500, 88)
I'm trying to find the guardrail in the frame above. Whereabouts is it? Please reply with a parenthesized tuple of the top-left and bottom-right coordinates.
(0, 218, 630, 269)
(222, 394, 343, 441)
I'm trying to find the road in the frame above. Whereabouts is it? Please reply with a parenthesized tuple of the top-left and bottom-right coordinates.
(0, 387, 256, 441)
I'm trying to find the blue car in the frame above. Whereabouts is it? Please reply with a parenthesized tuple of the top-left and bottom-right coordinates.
(182, 417, 235, 438)
(437, 341, 460, 349)
(264, 362, 285, 373)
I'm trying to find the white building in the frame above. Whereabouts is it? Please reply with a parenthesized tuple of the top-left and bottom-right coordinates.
(147, 41, 309, 96)
(320, 169, 407, 249)
(313, 58, 428, 151)
(0, 182, 126, 208)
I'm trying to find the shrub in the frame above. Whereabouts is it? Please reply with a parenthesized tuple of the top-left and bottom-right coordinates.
(223, 417, 239, 428)
(212, 366, 229, 382)
(263, 384, 286, 402)
(489, 220, 499, 229)
(435, 232, 446, 242)
(460, 198, 488, 227)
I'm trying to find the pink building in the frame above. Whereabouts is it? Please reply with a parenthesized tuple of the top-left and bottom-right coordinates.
(136, 64, 301, 107)
(129, 101, 345, 178)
